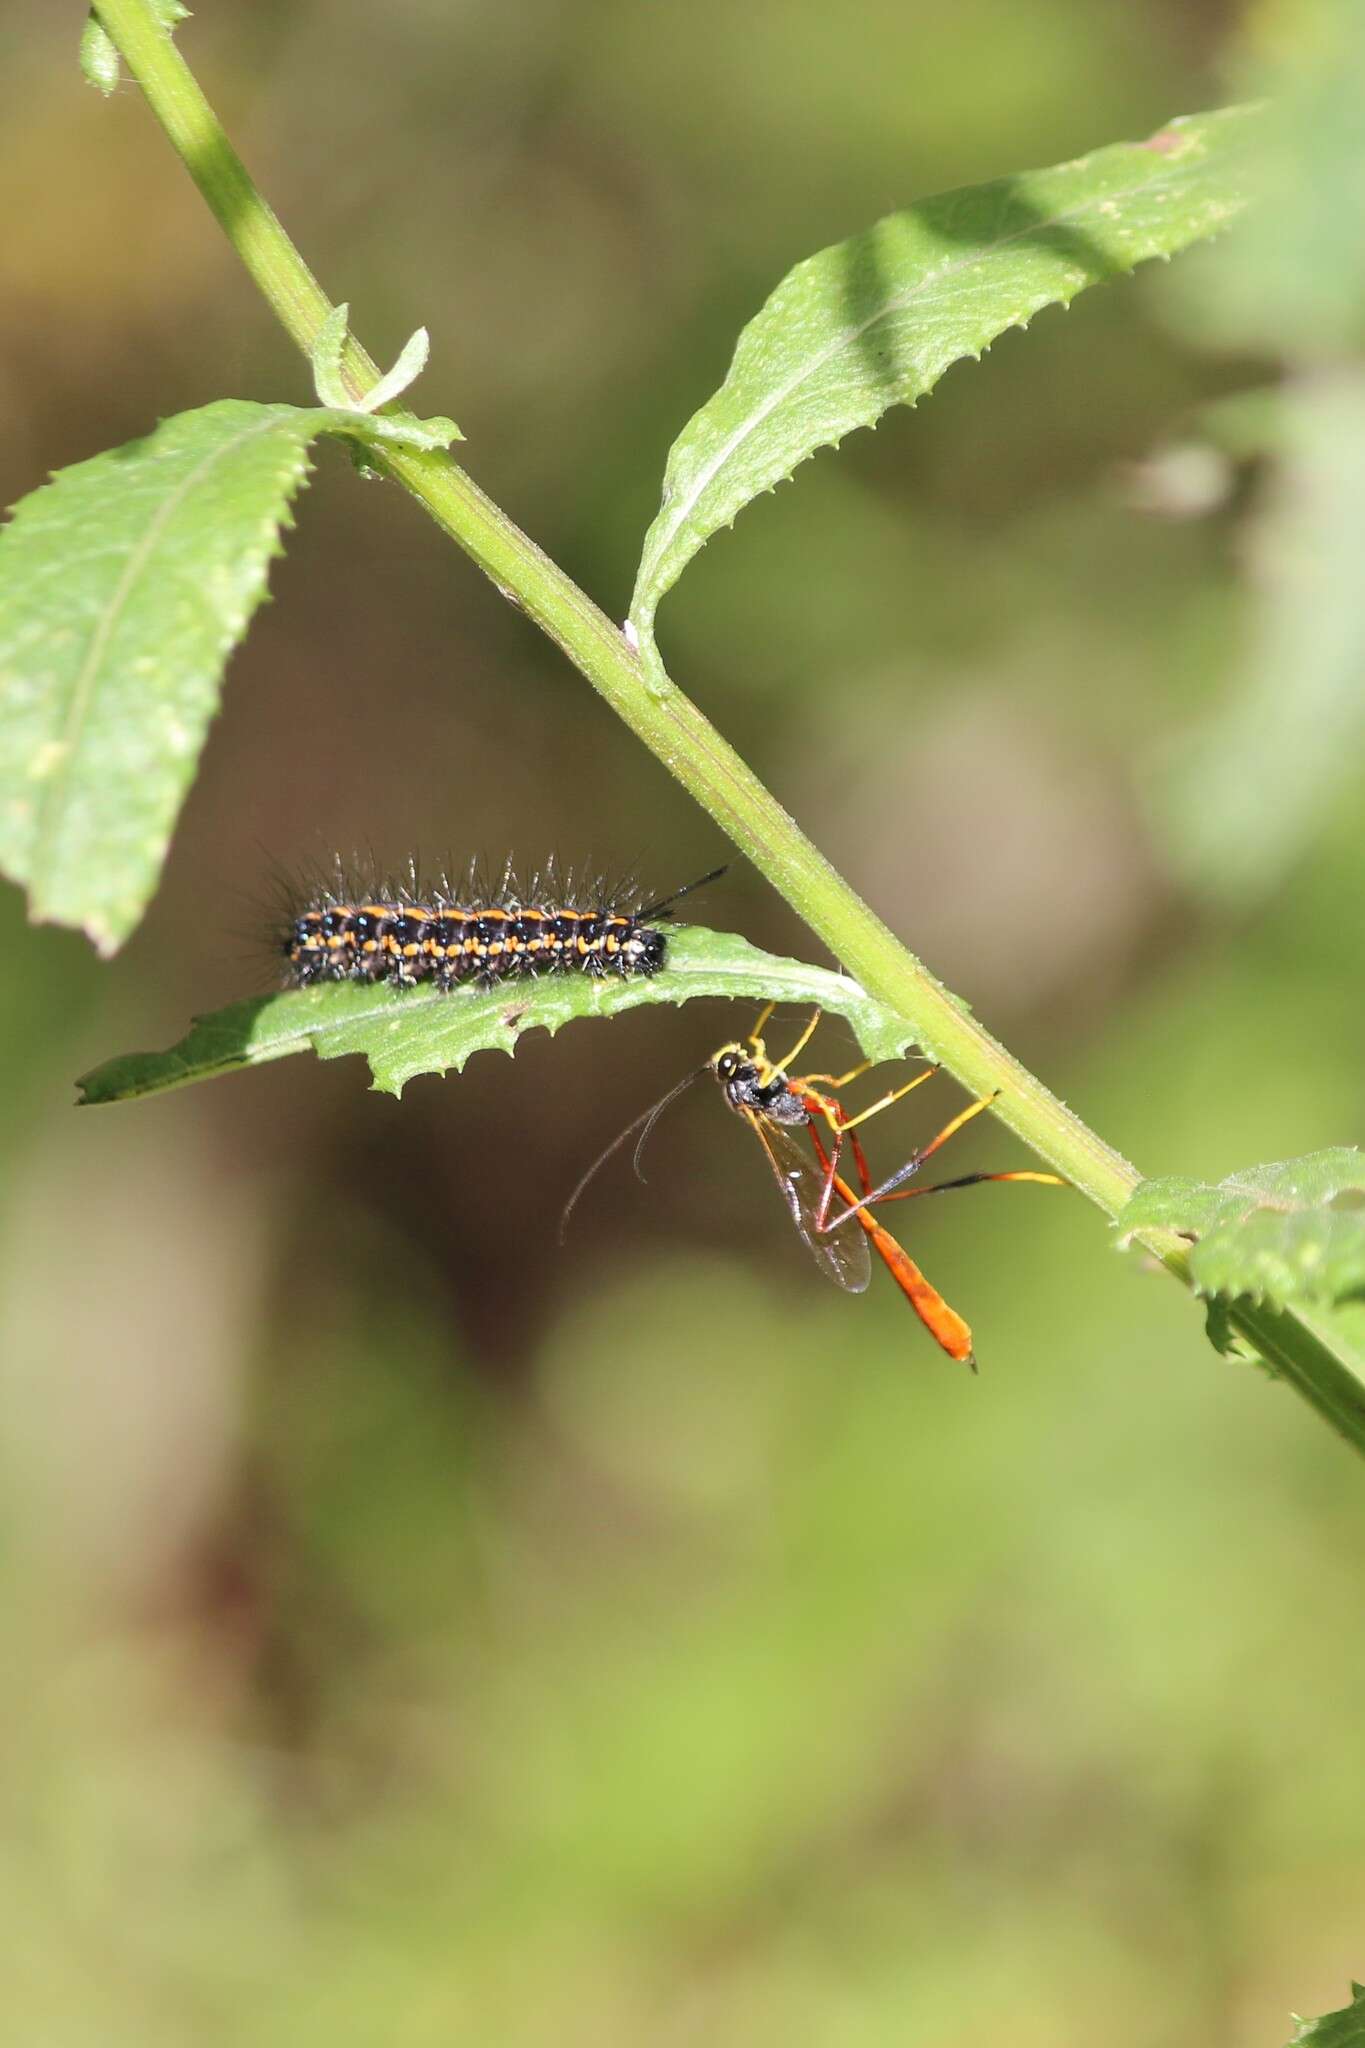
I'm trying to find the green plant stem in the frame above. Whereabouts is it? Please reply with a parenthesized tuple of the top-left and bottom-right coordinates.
(91, 0, 1365, 1454)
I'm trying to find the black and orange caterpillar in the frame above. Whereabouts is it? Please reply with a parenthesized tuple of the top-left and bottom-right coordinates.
(281, 859, 724, 990)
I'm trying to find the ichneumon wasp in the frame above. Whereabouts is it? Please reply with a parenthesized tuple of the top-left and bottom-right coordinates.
(562, 1004, 1064, 1367)
(708, 1005, 1063, 1367)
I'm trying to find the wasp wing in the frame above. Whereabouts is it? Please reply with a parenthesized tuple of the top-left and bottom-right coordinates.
(743, 1110, 872, 1293)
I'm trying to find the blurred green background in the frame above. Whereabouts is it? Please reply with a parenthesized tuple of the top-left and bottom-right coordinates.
(2, 2, 1363, 2041)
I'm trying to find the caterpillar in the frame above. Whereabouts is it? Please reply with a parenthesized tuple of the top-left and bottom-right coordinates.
(280, 859, 725, 991)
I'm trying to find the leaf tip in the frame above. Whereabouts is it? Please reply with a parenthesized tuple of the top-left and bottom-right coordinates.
(310, 303, 352, 408)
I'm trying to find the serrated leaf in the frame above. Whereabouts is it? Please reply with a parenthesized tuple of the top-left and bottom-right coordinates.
(0, 398, 425, 954)
(1117, 1150, 1365, 1309)
(76, 927, 913, 1104)
(629, 105, 1259, 655)
(1288, 1983, 1365, 2048)
(1195, 1206, 1365, 1306)
(1202, 1296, 1258, 1365)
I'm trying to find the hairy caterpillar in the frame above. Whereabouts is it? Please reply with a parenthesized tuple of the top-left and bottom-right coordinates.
(280, 858, 724, 990)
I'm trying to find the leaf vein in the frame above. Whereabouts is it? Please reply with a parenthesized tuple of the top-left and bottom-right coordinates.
(27, 412, 304, 880)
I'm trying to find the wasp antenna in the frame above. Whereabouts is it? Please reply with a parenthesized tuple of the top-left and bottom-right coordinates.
(559, 1066, 704, 1243)
(630, 1068, 704, 1179)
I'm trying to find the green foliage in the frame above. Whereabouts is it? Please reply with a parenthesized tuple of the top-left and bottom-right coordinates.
(1289, 1984, 1365, 2048)
(309, 302, 461, 448)
(1156, 376, 1365, 901)
(1191, 3, 1365, 356)
(1118, 1151, 1365, 1310)
(9, 5, 1365, 2037)
(0, 397, 458, 955)
(80, 1, 187, 96)
(1150, 3, 1365, 903)
(78, 16, 121, 94)
(630, 105, 1258, 656)
(76, 927, 912, 1104)
(0, 400, 320, 953)
(1202, 1296, 1255, 1363)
